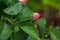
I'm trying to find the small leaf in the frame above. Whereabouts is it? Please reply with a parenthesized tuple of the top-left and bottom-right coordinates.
(35, 18, 46, 36)
(35, 18, 46, 28)
(4, 2, 22, 15)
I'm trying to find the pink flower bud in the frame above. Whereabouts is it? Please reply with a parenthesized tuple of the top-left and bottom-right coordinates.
(32, 12, 41, 20)
(19, 0, 27, 3)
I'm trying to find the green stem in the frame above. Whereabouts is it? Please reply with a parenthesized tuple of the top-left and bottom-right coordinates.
(16, 17, 32, 23)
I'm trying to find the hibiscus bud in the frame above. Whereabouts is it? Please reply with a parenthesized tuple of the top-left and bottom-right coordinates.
(19, 0, 27, 4)
(32, 12, 41, 20)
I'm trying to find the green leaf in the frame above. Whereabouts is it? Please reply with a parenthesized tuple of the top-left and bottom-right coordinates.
(35, 18, 46, 36)
(0, 23, 12, 40)
(21, 5, 32, 18)
(27, 36, 37, 40)
(16, 5, 32, 20)
(19, 22, 41, 40)
(4, 2, 22, 15)
(50, 32, 57, 40)
(35, 18, 46, 28)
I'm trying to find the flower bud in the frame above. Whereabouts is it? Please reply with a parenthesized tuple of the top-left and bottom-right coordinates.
(32, 12, 41, 20)
(19, 0, 27, 4)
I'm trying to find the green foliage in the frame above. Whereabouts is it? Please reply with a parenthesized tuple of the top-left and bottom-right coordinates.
(20, 22, 40, 40)
(0, 0, 60, 40)
(0, 23, 12, 40)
